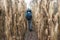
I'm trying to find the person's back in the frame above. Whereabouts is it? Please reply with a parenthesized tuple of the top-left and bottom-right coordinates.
(25, 9, 32, 20)
(25, 9, 32, 31)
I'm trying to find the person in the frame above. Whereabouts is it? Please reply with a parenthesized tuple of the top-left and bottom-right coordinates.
(25, 9, 32, 31)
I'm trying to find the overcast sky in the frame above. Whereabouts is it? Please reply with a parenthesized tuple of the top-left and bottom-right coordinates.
(24, 0, 32, 9)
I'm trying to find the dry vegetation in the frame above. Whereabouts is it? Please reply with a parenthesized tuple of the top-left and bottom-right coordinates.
(31, 0, 60, 40)
(0, 0, 26, 40)
(0, 0, 60, 40)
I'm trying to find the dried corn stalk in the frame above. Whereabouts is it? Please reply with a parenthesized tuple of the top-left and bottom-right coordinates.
(0, 0, 26, 40)
(31, 0, 59, 40)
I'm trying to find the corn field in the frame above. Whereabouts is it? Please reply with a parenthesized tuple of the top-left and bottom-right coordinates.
(0, 0, 60, 40)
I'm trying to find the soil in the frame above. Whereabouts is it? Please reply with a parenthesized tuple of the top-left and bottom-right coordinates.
(24, 31, 38, 40)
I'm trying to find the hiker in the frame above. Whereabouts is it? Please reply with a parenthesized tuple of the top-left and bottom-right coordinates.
(25, 9, 32, 31)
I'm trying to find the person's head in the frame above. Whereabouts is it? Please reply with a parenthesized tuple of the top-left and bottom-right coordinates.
(26, 9, 32, 13)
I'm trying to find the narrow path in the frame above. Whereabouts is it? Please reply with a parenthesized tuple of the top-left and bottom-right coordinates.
(24, 31, 38, 40)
